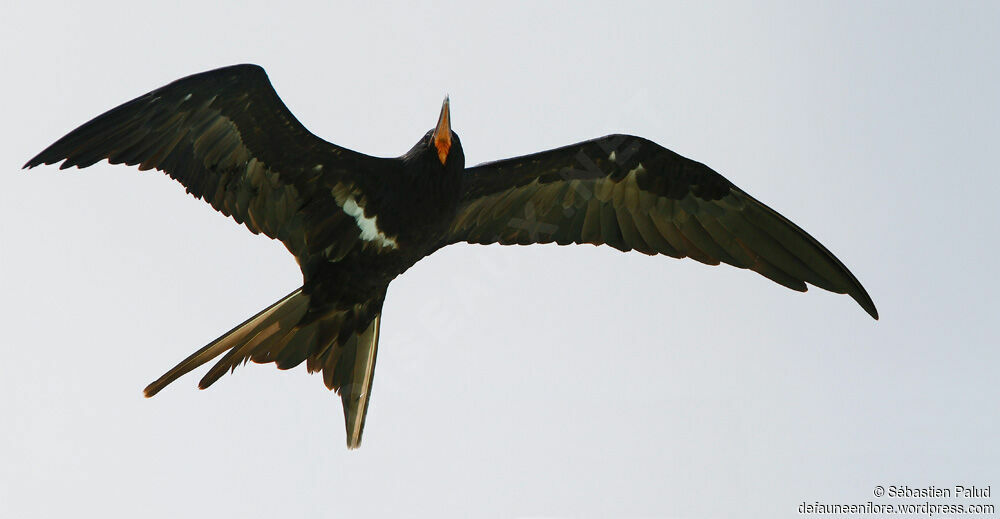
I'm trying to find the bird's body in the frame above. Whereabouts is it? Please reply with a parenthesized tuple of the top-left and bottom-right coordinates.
(294, 127, 466, 320)
(25, 64, 877, 448)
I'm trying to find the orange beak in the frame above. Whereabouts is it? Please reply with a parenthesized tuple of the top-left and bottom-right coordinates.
(432, 97, 451, 165)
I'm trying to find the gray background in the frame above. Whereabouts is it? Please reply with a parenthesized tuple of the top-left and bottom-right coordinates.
(2, 1, 997, 518)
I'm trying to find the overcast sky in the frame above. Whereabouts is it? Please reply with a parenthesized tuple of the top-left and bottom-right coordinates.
(2, 2, 997, 518)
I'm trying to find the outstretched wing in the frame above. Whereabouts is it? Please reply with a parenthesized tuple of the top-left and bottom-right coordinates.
(445, 134, 878, 319)
(24, 64, 395, 262)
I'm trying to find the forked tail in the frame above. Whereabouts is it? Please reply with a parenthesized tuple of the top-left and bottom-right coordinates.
(144, 288, 383, 448)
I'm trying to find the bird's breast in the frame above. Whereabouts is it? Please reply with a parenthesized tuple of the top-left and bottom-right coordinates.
(363, 169, 464, 253)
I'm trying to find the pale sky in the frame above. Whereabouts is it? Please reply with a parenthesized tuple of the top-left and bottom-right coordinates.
(2, 2, 997, 518)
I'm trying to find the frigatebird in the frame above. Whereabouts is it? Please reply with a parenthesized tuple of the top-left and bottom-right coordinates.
(25, 64, 877, 448)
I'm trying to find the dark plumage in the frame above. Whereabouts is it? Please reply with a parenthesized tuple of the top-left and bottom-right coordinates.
(24, 64, 877, 448)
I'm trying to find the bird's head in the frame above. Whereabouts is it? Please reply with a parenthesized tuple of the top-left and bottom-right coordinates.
(409, 97, 464, 171)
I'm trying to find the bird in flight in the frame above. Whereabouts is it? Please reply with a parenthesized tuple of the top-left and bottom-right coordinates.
(25, 64, 877, 448)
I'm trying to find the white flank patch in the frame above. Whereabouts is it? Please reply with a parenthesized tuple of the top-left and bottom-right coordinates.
(628, 162, 646, 176)
(608, 150, 616, 162)
(342, 197, 398, 249)
(182, 93, 192, 101)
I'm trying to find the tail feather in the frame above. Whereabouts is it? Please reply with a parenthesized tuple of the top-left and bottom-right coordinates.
(331, 315, 379, 449)
(143, 287, 385, 448)
(198, 290, 311, 388)
(143, 288, 303, 398)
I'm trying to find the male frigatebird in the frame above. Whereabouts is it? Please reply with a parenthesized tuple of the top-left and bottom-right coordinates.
(25, 64, 877, 448)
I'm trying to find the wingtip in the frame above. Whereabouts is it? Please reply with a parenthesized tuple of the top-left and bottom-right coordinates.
(23, 151, 68, 170)
(852, 288, 879, 321)
(854, 294, 879, 320)
(23, 155, 43, 170)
